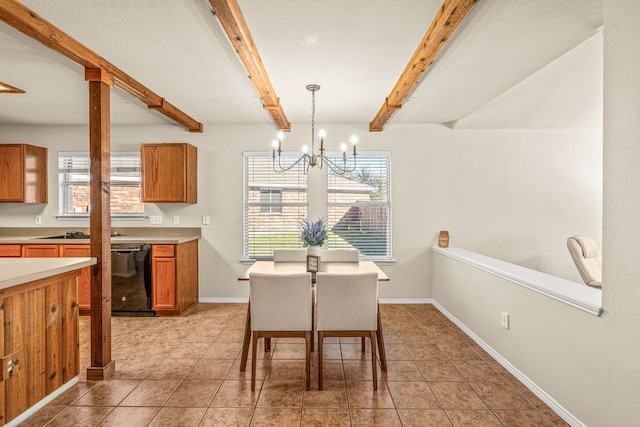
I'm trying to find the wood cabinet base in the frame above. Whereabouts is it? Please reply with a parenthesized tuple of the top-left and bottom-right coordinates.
(0, 270, 80, 424)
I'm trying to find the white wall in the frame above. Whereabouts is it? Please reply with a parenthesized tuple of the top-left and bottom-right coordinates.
(432, 2, 640, 425)
(0, 120, 601, 298)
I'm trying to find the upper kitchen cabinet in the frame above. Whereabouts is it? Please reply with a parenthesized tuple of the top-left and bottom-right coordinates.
(0, 144, 47, 203)
(141, 143, 197, 203)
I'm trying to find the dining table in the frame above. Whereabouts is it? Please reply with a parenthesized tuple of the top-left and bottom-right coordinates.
(237, 260, 389, 373)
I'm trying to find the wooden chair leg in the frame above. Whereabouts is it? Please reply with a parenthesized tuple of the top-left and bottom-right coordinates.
(377, 305, 387, 372)
(251, 332, 259, 391)
(318, 331, 324, 390)
(370, 331, 377, 391)
(240, 303, 251, 372)
(305, 331, 311, 391)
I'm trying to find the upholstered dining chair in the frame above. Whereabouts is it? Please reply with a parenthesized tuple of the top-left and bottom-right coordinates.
(316, 271, 379, 390)
(273, 249, 308, 262)
(249, 272, 313, 391)
(319, 248, 359, 262)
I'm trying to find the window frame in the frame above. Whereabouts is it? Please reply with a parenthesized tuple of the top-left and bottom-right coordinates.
(243, 150, 392, 262)
(243, 151, 309, 259)
(325, 151, 392, 261)
(57, 151, 145, 220)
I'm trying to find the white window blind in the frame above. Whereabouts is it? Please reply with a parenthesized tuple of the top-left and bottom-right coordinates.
(244, 153, 308, 259)
(58, 152, 143, 217)
(326, 153, 391, 260)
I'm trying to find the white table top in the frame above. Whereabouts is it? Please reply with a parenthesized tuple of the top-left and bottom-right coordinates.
(238, 261, 388, 281)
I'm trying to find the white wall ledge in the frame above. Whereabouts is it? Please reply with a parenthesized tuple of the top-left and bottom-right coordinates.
(432, 246, 602, 316)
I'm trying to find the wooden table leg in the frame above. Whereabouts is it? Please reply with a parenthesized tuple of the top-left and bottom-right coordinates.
(240, 302, 251, 372)
(376, 304, 387, 372)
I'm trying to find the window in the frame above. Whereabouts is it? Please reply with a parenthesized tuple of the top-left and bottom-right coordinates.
(243, 151, 391, 261)
(58, 152, 143, 218)
(327, 153, 391, 260)
(260, 189, 282, 214)
(244, 153, 308, 258)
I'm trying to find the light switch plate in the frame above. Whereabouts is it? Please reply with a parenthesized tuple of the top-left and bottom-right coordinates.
(150, 215, 162, 225)
(202, 215, 210, 225)
(173, 216, 180, 225)
(501, 312, 510, 330)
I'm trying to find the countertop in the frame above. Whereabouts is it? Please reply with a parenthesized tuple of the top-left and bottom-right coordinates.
(0, 227, 201, 245)
(0, 257, 96, 290)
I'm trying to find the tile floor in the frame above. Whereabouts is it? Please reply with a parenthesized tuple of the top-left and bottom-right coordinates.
(22, 303, 568, 426)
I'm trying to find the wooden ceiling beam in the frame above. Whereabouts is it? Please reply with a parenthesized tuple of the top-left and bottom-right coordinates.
(369, 0, 478, 132)
(0, 0, 203, 132)
(209, 0, 290, 131)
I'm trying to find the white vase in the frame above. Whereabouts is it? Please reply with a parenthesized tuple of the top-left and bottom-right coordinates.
(307, 245, 321, 257)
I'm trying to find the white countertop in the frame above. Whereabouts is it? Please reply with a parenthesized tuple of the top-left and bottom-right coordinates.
(0, 258, 96, 290)
(0, 235, 200, 245)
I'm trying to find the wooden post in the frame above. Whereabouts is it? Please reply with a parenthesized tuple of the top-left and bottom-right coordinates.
(86, 69, 115, 380)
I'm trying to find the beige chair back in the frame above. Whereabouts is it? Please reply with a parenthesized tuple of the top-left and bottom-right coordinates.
(567, 236, 602, 288)
(316, 272, 378, 331)
(249, 272, 313, 331)
(319, 249, 360, 262)
(273, 249, 308, 262)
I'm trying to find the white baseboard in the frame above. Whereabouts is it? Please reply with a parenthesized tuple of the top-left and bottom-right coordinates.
(378, 298, 433, 304)
(431, 300, 584, 427)
(199, 297, 249, 303)
(199, 298, 433, 304)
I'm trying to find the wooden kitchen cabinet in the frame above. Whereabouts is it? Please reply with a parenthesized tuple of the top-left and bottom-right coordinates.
(0, 244, 21, 257)
(141, 143, 197, 203)
(59, 244, 91, 313)
(21, 244, 58, 258)
(151, 240, 198, 316)
(0, 144, 48, 203)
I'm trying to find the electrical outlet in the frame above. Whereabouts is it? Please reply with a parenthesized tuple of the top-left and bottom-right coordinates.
(173, 216, 180, 225)
(501, 312, 510, 330)
(202, 215, 210, 225)
(150, 215, 162, 225)
(35, 215, 42, 225)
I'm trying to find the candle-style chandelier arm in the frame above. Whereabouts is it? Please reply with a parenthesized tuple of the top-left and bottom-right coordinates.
(320, 153, 357, 175)
(272, 152, 309, 173)
(271, 84, 359, 175)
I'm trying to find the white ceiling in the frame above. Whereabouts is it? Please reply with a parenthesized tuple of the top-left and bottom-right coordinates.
(0, 0, 603, 130)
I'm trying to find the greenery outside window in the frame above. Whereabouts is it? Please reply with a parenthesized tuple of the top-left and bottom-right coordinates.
(58, 152, 144, 219)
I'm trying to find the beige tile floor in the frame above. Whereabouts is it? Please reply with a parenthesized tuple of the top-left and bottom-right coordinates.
(22, 303, 568, 426)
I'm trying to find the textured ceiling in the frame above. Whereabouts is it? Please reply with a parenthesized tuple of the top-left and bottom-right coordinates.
(0, 0, 603, 130)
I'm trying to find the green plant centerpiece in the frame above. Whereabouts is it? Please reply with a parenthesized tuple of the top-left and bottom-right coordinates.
(300, 217, 327, 256)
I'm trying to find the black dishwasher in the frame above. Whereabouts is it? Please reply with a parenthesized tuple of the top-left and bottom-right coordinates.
(111, 243, 154, 316)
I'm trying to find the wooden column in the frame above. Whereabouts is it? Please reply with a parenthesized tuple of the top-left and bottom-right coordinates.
(86, 68, 115, 380)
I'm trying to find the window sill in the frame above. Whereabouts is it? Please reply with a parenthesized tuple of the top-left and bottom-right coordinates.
(432, 245, 602, 316)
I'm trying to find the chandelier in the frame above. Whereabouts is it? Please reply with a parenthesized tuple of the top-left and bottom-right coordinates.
(272, 84, 358, 175)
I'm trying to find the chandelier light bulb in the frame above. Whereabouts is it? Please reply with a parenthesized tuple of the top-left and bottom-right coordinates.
(271, 139, 279, 149)
(319, 129, 326, 139)
(350, 135, 358, 145)
(277, 131, 284, 141)
(302, 145, 309, 154)
(340, 143, 347, 152)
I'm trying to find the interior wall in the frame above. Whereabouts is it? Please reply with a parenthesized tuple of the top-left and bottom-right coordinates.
(0, 122, 601, 298)
(431, 2, 640, 425)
